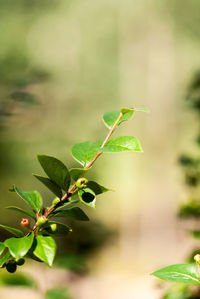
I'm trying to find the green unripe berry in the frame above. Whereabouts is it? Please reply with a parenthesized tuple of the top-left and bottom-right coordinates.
(76, 177, 88, 189)
(16, 258, 25, 266)
(6, 262, 17, 273)
(52, 197, 60, 206)
(50, 223, 57, 232)
(37, 216, 48, 227)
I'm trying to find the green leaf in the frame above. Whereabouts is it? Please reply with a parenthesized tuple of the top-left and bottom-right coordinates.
(152, 264, 200, 284)
(78, 188, 96, 208)
(45, 287, 70, 299)
(71, 141, 101, 167)
(0, 242, 5, 256)
(37, 155, 71, 191)
(5, 206, 36, 220)
(100, 136, 142, 152)
(14, 186, 43, 213)
(0, 272, 35, 287)
(0, 225, 24, 237)
(43, 221, 72, 237)
(33, 235, 56, 266)
(103, 111, 121, 129)
(33, 174, 63, 198)
(0, 252, 12, 267)
(103, 109, 134, 129)
(54, 199, 79, 211)
(4, 233, 34, 260)
(87, 181, 110, 195)
(69, 168, 89, 181)
(120, 107, 149, 114)
(51, 207, 89, 221)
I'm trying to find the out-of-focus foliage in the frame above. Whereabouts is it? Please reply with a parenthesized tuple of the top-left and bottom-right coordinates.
(160, 72, 200, 296)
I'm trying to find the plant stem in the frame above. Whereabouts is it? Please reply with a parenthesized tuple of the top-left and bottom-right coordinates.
(31, 112, 123, 233)
(86, 112, 123, 169)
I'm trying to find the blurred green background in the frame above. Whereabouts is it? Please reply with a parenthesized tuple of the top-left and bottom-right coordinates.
(0, 0, 200, 298)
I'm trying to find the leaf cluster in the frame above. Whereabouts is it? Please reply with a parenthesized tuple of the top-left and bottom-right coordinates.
(0, 107, 147, 273)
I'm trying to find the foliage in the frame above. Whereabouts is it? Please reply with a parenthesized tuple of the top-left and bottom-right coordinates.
(152, 72, 200, 297)
(0, 107, 147, 273)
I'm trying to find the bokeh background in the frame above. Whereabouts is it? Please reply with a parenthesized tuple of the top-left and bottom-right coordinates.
(0, 0, 200, 298)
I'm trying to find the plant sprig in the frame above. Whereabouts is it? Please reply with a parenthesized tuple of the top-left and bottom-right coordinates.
(0, 107, 148, 273)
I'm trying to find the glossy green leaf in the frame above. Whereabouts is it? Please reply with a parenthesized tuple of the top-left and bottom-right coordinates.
(0, 225, 24, 237)
(103, 110, 134, 129)
(0, 242, 5, 256)
(37, 155, 70, 190)
(33, 235, 56, 266)
(45, 287, 70, 299)
(43, 221, 72, 237)
(14, 186, 43, 213)
(51, 207, 89, 221)
(5, 206, 36, 220)
(71, 141, 101, 167)
(54, 199, 79, 211)
(87, 181, 110, 195)
(152, 264, 200, 284)
(33, 174, 63, 198)
(0, 272, 35, 287)
(4, 233, 34, 260)
(69, 168, 89, 181)
(78, 188, 96, 208)
(0, 252, 12, 267)
(101, 136, 142, 152)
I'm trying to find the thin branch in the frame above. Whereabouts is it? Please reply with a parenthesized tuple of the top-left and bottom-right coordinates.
(30, 111, 123, 233)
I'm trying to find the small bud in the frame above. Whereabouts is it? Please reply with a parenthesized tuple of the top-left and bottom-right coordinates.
(194, 254, 200, 277)
(194, 254, 200, 264)
(52, 197, 60, 206)
(6, 262, 17, 273)
(50, 223, 57, 232)
(76, 177, 88, 189)
(37, 216, 48, 227)
(16, 259, 25, 266)
(20, 218, 30, 227)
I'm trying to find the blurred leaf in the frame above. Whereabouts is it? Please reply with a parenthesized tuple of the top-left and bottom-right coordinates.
(43, 221, 72, 237)
(78, 188, 96, 208)
(33, 174, 63, 198)
(152, 264, 200, 284)
(14, 186, 43, 213)
(5, 206, 36, 220)
(179, 200, 200, 218)
(37, 155, 70, 191)
(0, 272, 35, 287)
(10, 91, 39, 105)
(190, 231, 200, 239)
(87, 181, 110, 195)
(69, 168, 89, 181)
(51, 207, 89, 221)
(71, 142, 101, 167)
(0, 242, 5, 256)
(54, 254, 87, 272)
(0, 225, 24, 237)
(45, 287, 70, 299)
(33, 235, 56, 266)
(5, 233, 34, 260)
(163, 285, 190, 299)
(100, 136, 143, 152)
(0, 252, 11, 267)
